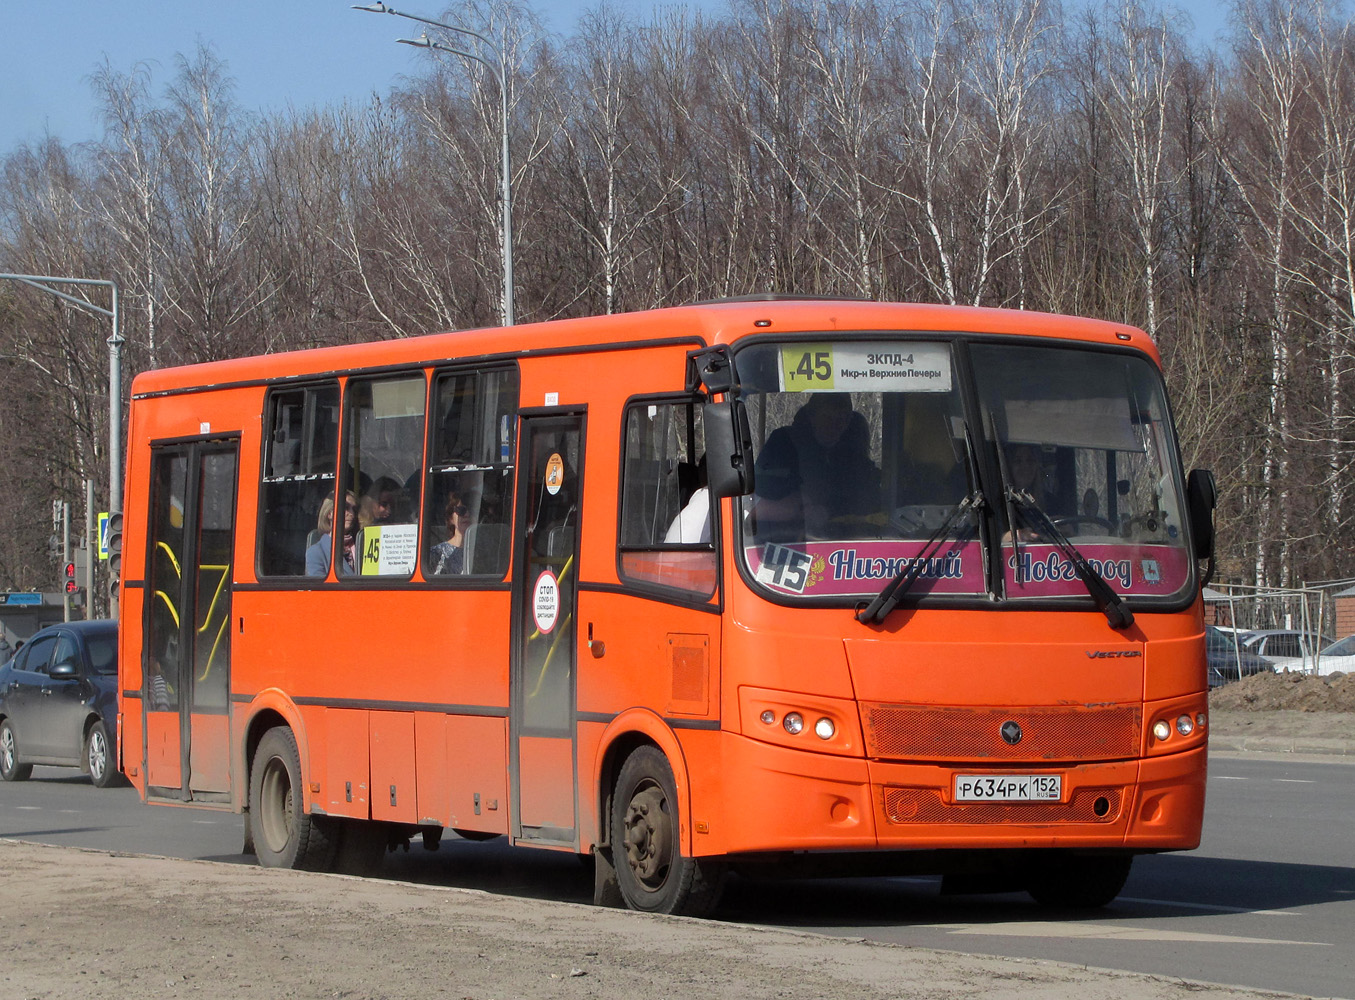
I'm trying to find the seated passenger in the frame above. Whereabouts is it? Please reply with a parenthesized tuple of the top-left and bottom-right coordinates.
(751, 393, 882, 541)
(306, 492, 358, 577)
(428, 491, 474, 574)
(360, 476, 408, 528)
(665, 458, 711, 544)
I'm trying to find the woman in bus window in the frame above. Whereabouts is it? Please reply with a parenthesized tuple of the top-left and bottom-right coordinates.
(429, 491, 475, 574)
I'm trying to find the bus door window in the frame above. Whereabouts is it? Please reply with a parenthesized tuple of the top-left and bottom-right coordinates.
(147, 451, 189, 710)
(340, 375, 427, 578)
(193, 451, 237, 712)
(519, 422, 581, 733)
(422, 367, 519, 578)
(257, 383, 339, 578)
(618, 398, 716, 597)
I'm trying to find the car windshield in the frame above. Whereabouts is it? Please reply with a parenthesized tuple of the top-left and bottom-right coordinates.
(1322, 635, 1355, 657)
(733, 337, 1193, 606)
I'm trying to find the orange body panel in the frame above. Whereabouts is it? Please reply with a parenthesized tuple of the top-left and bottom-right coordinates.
(115, 300, 1204, 874)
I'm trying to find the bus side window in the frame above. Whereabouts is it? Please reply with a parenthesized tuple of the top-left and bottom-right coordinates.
(258, 384, 339, 577)
(422, 366, 519, 579)
(618, 399, 716, 597)
(339, 374, 427, 579)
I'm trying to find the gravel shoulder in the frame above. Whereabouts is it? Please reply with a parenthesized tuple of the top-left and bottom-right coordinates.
(0, 840, 1314, 1000)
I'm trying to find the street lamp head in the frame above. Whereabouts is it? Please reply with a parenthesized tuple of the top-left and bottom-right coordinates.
(351, 3, 390, 12)
(396, 34, 433, 48)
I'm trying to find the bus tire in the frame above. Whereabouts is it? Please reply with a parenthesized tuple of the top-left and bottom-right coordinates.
(610, 746, 725, 916)
(0, 720, 32, 782)
(1026, 853, 1132, 909)
(249, 727, 336, 871)
(85, 720, 123, 787)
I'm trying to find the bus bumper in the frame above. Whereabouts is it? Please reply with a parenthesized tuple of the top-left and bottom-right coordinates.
(704, 733, 1205, 856)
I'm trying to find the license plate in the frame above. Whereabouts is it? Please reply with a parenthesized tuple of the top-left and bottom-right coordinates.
(954, 774, 1062, 802)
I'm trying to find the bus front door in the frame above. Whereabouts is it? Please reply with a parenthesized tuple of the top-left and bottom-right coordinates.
(142, 441, 238, 804)
(510, 413, 583, 847)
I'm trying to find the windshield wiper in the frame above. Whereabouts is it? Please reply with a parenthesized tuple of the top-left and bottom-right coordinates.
(1006, 489, 1135, 631)
(856, 492, 984, 625)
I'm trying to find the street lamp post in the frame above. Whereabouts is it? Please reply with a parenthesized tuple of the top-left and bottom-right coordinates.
(353, 2, 515, 327)
(0, 272, 123, 615)
(0, 274, 124, 507)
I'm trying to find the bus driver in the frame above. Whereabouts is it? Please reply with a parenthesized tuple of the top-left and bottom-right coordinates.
(750, 393, 882, 541)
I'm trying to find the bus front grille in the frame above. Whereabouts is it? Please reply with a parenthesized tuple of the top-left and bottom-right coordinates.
(861, 703, 1141, 762)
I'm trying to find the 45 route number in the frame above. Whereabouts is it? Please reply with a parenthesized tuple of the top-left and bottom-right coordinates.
(782, 344, 834, 391)
(756, 542, 814, 593)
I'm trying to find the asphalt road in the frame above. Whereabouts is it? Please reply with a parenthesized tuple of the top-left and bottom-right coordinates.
(3, 752, 1352, 999)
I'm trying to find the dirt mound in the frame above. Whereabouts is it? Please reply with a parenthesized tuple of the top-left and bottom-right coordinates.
(1209, 669, 1355, 712)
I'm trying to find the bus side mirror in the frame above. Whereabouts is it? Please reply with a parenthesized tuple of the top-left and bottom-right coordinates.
(704, 400, 756, 499)
(1186, 468, 1217, 560)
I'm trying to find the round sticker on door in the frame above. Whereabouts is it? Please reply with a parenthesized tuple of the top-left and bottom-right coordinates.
(533, 570, 560, 634)
(545, 452, 565, 495)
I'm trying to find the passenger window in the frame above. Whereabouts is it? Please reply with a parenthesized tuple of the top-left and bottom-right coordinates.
(422, 367, 518, 578)
(17, 634, 57, 674)
(619, 399, 716, 597)
(342, 374, 427, 578)
(258, 383, 339, 577)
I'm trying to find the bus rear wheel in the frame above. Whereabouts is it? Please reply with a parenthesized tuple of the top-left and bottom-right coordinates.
(1026, 853, 1133, 909)
(610, 746, 724, 917)
(249, 727, 337, 871)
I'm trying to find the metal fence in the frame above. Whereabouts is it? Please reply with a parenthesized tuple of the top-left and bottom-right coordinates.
(1203, 581, 1351, 675)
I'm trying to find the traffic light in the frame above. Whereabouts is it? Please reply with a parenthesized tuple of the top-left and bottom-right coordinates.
(106, 512, 124, 596)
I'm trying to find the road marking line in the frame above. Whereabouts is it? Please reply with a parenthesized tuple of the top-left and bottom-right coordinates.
(930, 922, 1325, 945)
(1274, 778, 1314, 783)
(1118, 896, 1301, 916)
(1216, 776, 1247, 780)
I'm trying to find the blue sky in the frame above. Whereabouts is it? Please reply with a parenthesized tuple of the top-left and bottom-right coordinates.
(1, 1, 1230, 155)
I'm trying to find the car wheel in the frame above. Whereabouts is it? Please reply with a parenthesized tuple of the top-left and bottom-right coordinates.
(85, 720, 123, 788)
(248, 727, 337, 871)
(0, 719, 33, 782)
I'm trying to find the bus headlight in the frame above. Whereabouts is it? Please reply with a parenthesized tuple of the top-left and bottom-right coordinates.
(1176, 714, 1194, 736)
(1152, 720, 1172, 741)
(783, 712, 804, 735)
(814, 717, 836, 740)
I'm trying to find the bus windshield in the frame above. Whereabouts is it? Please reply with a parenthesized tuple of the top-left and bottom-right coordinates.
(734, 338, 1193, 606)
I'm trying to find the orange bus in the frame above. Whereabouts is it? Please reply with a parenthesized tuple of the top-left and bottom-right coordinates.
(116, 297, 1217, 916)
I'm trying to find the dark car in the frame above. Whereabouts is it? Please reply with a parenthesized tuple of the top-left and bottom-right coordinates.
(0, 619, 122, 786)
(1206, 626, 1272, 688)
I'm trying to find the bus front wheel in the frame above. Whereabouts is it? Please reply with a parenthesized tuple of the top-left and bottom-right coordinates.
(1026, 853, 1132, 909)
(249, 727, 337, 871)
(610, 746, 724, 917)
